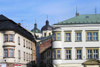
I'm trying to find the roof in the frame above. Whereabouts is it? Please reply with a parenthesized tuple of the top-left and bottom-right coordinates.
(0, 14, 35, 41)
(31, 28, 41, 33)
(41, 20, 52, 31)
(55, 14, 100, 25)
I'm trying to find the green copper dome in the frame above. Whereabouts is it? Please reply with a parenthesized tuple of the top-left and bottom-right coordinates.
(31, 23, 41, 33)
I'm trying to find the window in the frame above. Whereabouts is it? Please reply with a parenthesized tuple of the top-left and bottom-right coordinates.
(76, 48, 82, 59)
(44, 33, 46, 37)
(93, 32, 98, 41)
(24, 52, 25, 60)
(87, 32, 92, 41)
(23, 39, 25, 47)
(65, 31, 71, 42)
(53, 33, 56, 40)
(65, 49, 71, 59)
(4, 49, 14, 57)
(86, 31, 98, 41)
(31, 43, 32, 50)
(4, 34, 14, 42)
(18, 37, 20, 45)
(49, 33, 51, 36)
(18, 50, 20, 59)
(93, 49, 98, 59)
(75, 31, 82, 41)
(87, 48, 99, 59)
(57, 50, 61, 59)
(87, 49, 92, 59)
(53, 31, 61, 41)
(66, 33, 71, 41)
(4, 49, 8, 57)
(57, 33, 61, 40)
(53, 49, 61, 59)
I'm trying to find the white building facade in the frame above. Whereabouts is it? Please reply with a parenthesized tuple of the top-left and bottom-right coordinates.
(52, 14, 100, 67)
(0, 15, 35, 67)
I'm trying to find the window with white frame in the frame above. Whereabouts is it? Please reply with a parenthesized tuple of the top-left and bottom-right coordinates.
(57, 50, 61, 59)
(93, 49, 98, 59)
(57, 33, 60, 40)
(93, 32, 98, 41)
(76, 33, 81, 41)
(87, 49, 92, 59)
(66, 33, 70, 41)
(87, 32, 92, 41)
(66, 50, 71, 59)
(77, 50, 82, 59)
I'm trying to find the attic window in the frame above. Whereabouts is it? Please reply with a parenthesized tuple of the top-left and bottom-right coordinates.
(86, 16, 89, 18)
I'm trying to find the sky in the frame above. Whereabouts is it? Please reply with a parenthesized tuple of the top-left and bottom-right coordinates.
(0, 0, 100, 31)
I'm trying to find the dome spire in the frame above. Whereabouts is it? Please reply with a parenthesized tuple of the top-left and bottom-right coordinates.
(34, 19, 37, 29)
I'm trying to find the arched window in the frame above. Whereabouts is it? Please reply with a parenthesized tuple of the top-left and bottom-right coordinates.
(44, 33, 46, 37)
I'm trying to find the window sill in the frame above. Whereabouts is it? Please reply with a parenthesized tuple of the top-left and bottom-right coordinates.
(75, 41, 82, 42)
(75, 59, 83, 60)
(86, 40, 99, 42)
(4, 41, 15, 43)
(65, 41, 71, 42)
(64, 59, 72, 60)
(3, 57, 15, 58)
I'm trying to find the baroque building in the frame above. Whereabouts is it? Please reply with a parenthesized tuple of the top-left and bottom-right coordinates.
(0, 15, 36, 67)
(52, 14, 100, 67)
(31, 19, 52, 67)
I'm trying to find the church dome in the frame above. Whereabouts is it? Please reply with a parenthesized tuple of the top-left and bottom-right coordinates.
(41, 20, 52, 31)
(31, 23, 41, 33)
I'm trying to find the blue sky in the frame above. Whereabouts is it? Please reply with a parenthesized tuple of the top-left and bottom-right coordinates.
(0, 0, 100, 30)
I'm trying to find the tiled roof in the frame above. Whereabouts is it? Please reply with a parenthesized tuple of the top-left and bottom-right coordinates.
(55, 14, 100, 25)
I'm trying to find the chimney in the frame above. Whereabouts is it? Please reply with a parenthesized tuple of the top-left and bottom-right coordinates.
(76, 13, 79, 16)
(46, 20, 49, 25)
(18, 23, 21, 26)
(34, 23, 37, 29)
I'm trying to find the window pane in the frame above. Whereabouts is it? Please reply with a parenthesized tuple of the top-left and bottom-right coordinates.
(53, 50, 56, 59)
(76, 33, 81, 41)
(87, 49, 92, 59)
(87, 33, 92, 41)
(4, 49, 8, 57)
(9, 49, 13, 57)
(4, 34, 8, 42)
(53, 34, 55, 40)
(66, 50, 71, 59)
(93, 49, 98, 59)
(66, 33, 70, 41)
(9, 34, 13, 42)
(77, 50, 81, 59)
(93, 32, 98, 41)
(57, 33, 60, 40)
(57, 50, 60, 59)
